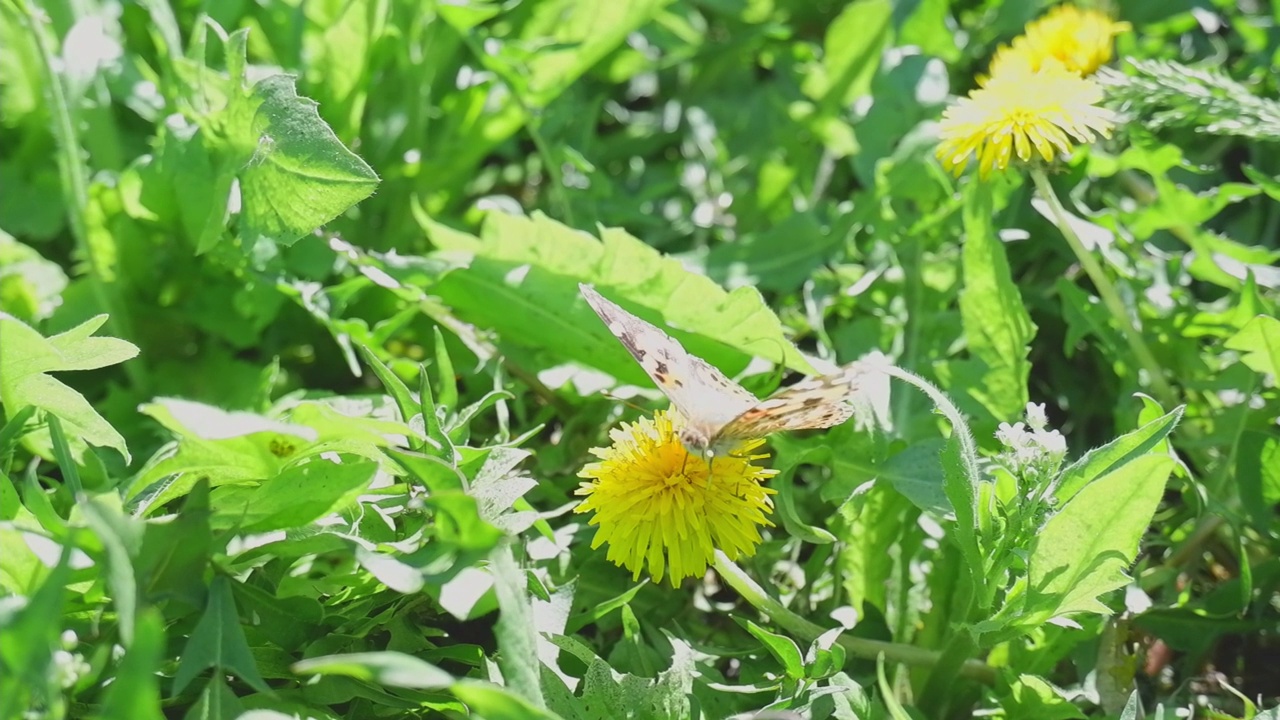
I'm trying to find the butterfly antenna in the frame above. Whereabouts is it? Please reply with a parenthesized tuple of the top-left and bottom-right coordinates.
(599, 389, 648, 414)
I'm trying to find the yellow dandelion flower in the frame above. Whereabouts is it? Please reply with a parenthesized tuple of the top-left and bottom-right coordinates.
(936, 59, 1116, 179)
(574, 410, 778, 588)
(991, 4, 1130, 81)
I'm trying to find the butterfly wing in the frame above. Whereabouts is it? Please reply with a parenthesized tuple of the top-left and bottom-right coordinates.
(714, 371, 856, 445)
(579, 284, 758, 436)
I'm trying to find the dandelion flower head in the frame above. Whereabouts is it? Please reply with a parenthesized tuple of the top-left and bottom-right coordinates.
(936, 59, 1115, 179)
(575, 410, 777, 588)
(987, 4, 1130, 81)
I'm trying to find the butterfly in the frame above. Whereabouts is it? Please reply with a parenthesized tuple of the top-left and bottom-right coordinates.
(580, 283, 857, 458)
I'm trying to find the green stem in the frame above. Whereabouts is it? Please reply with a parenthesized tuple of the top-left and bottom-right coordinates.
(18, 0, 146, 392)
(713, 552, 996, 685)
(918, 628, 980, 717)
(1030, 168, 1174, 407)
(876, 362, 990, 607)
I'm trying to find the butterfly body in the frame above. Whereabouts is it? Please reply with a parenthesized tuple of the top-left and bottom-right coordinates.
(579, 283, 855, 457)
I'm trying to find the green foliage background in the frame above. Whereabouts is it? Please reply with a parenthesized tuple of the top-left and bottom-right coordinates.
(1, 0, 1278, 718)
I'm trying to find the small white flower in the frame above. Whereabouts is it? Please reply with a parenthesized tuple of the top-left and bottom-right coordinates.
(1025, 403, 1049, 431)
(997, 421, 1031, 450)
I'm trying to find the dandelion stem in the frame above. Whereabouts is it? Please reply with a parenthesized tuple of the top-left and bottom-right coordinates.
(713, 552, 996, 684)
(1030, 168, 1176, 407)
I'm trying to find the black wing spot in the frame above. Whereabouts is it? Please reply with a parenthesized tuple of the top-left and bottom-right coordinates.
(654, 360, 669, 375)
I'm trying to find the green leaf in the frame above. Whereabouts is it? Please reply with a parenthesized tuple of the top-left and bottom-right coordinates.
(229, 74, 379, 246)
(79, 495, 142, 646)
(1055, 405, 1183, 504)
(0, 313, 138, 462)
(210, 459, 377, 532)
(426, 211, 815, 382)
(171, 575, 271, 695)
(882, 439, 951, 517)
(1225, 314, 1280, 377)
(705, 212, 847, 292)
(956, 183, 1035, 423)
(803, 0, 894, 108)
(490, 544, 545, 710)
(450, 680, 564, 720)
(0, 547, 70, 716)
(941, 432, 985, 598)
(99, 609, 166, 720)
(1119, 691, 1142, 720)
(1237, 430, 1280, 532)
(1000, 674, 1087, 720)
(740, 618, 805, 680)
(1023, 455, 1175, 623)
(292, 651, 454, 689)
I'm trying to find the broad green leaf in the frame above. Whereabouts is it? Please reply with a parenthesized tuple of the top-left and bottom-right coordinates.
(426, 211, 815, 383)
(957, 183, 1035, 423)
(1237, 430, 1280, 531)
(427, 490, 504, 551)
(128, 398, 317, 508)
(210, 459, 377, 532)
(1024, 455, 1174, 623)
(99, 609, 166, 720)
(292, 651, 453, 689)
(229, 74, 379, 246)
(1225, 314, 1280, 378)
(881, 439, 950, 517)
(740, 618, 805, 680)
(0, 313, 137, 462)
(181, 675, 244, 720)
(1055, 405, 1183, 504)
(171, 575, 271, 695)
(1000, 674, 1086, 720)
(136, 477, 211, 614)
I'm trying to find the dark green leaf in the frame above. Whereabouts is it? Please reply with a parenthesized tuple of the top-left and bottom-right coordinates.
(171, 575, 271, 695)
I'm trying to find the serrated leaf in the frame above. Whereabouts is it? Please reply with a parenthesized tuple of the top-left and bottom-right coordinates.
(0, 313, 137, 462)
(230, 74, 378, 245)
(1024, 455, 1174, 623)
